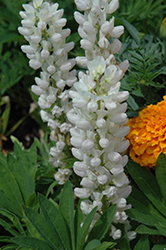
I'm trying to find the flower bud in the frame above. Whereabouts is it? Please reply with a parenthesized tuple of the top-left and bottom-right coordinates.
(112, 229, 121, 240)
(51, 33, 62, 43)
(72, 148, 84, 160)
(74, 188, 90, 198)
(110, 38, 122, 54)
(111, 113, 127, 124)
(74, 11, 86, 25)
(82, 139, 94, 150)
(71, 137, 83, 148)
(76, 119, 91, 130)
(75, 0, 88, 11)
(116, 140, 129, 153)
(30, 34, 41, 43)
(35, 77, 49, 89)
(99, 138, 109, 148)
(54, 18, 67, 28)
(111, 164, 123, 175)
(19, 11, 27, 19)
(101, 21, 111, 33)
(21, 19, 34, 28)
(37, 21, 46, 30)
(29, 59, 42, 70)
(18, 27, 32, 36)
(41, 49, 50, 59)
(90, 157, 101, 167)
(119, 60, 129, 73)
(56, 79, 66, 89)
(21, 45, 36, 54)
(110, 26, 124, 38)
(47, 65, 56, 74)
(76, 56, 88, 67)
(107, 151, 122, 163)
(81, 177, 94, 188)
(113, 126, 130, 138)
(81, 39, 93, 50)
(31, 85, 45, 95)
(83, 21, 94, 33)
(97, 174, 108, 184)
(47, 94, 56, 103)
(96, 118, 106, 128)
(113, 91, 129, 102)
(87, 101, 98, 112)
(107, 0, 119, 14)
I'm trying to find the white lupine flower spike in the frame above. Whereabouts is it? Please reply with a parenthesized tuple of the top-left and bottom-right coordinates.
(18, 0, 76, 183)
(70, 0, 135, 241)
(19, 0, 136, 243)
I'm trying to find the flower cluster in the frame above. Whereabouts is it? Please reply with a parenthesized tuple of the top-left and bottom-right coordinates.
(67, 56, 135, 240)
(127, 96, 166, 168)
(18, 0, 76, 181)
(74, 0, 125, 66)
(19, 0, 136, 242)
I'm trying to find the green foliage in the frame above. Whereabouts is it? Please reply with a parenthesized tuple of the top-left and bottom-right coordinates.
(126, 154, 166, 249)
(11, 181, 117, 250)
(115, 0, 166, 36)
(117, 20, 166, 111)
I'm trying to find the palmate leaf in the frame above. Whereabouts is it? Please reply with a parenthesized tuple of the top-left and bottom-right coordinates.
(39, 194, 71, 250)
(59, 180, 75, 250)
(74, 201, 86, 248)
(127, 161, 166, 217)
(87, 204, 117, 243)
(24, 207, 61, 250)
(12, 237, 53, 250)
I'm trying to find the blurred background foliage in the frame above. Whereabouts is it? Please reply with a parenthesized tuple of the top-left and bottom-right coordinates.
(0, 0, 166, 150)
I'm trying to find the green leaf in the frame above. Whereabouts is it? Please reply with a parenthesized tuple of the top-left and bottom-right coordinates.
(87, 204, 116, 242)
(127, 161, 166, 217)
(152, 241, 166, 250)
(127, 95, 139, 111)
(74, 201, 86, 248)
(0, 218, 20, 237)
(0, 191, 22, 217)
(77, 207, 97, 250)
(156, 223, 166, 237)
(122, 19, 140, 45)
(156, 153, 166, 199)
(45, 181, 58, 198)
(23, 213, 43, 240)
(39, 194, 71, 250)
(116, 233, 130, 250)
(136, 225, 162, 235)
(133, 235, 150, 250)
(26, 192, 38, 207)
(2, 99, 10, 134)
(126, 209, 164, 227)
(59, 180, 75, 250)
(24, 207, 60, 250)
(12, 237, 53, 250)
(84, 240, 101, 250)
(0, 161, 23, 214)
(12, 142, 37, 203)
(95, 242, 116, 250)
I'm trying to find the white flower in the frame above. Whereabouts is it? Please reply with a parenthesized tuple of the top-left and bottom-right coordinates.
(74, 188, 90, 199)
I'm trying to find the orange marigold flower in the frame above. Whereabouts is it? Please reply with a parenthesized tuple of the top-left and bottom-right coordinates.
(126, 96, 166, 169)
